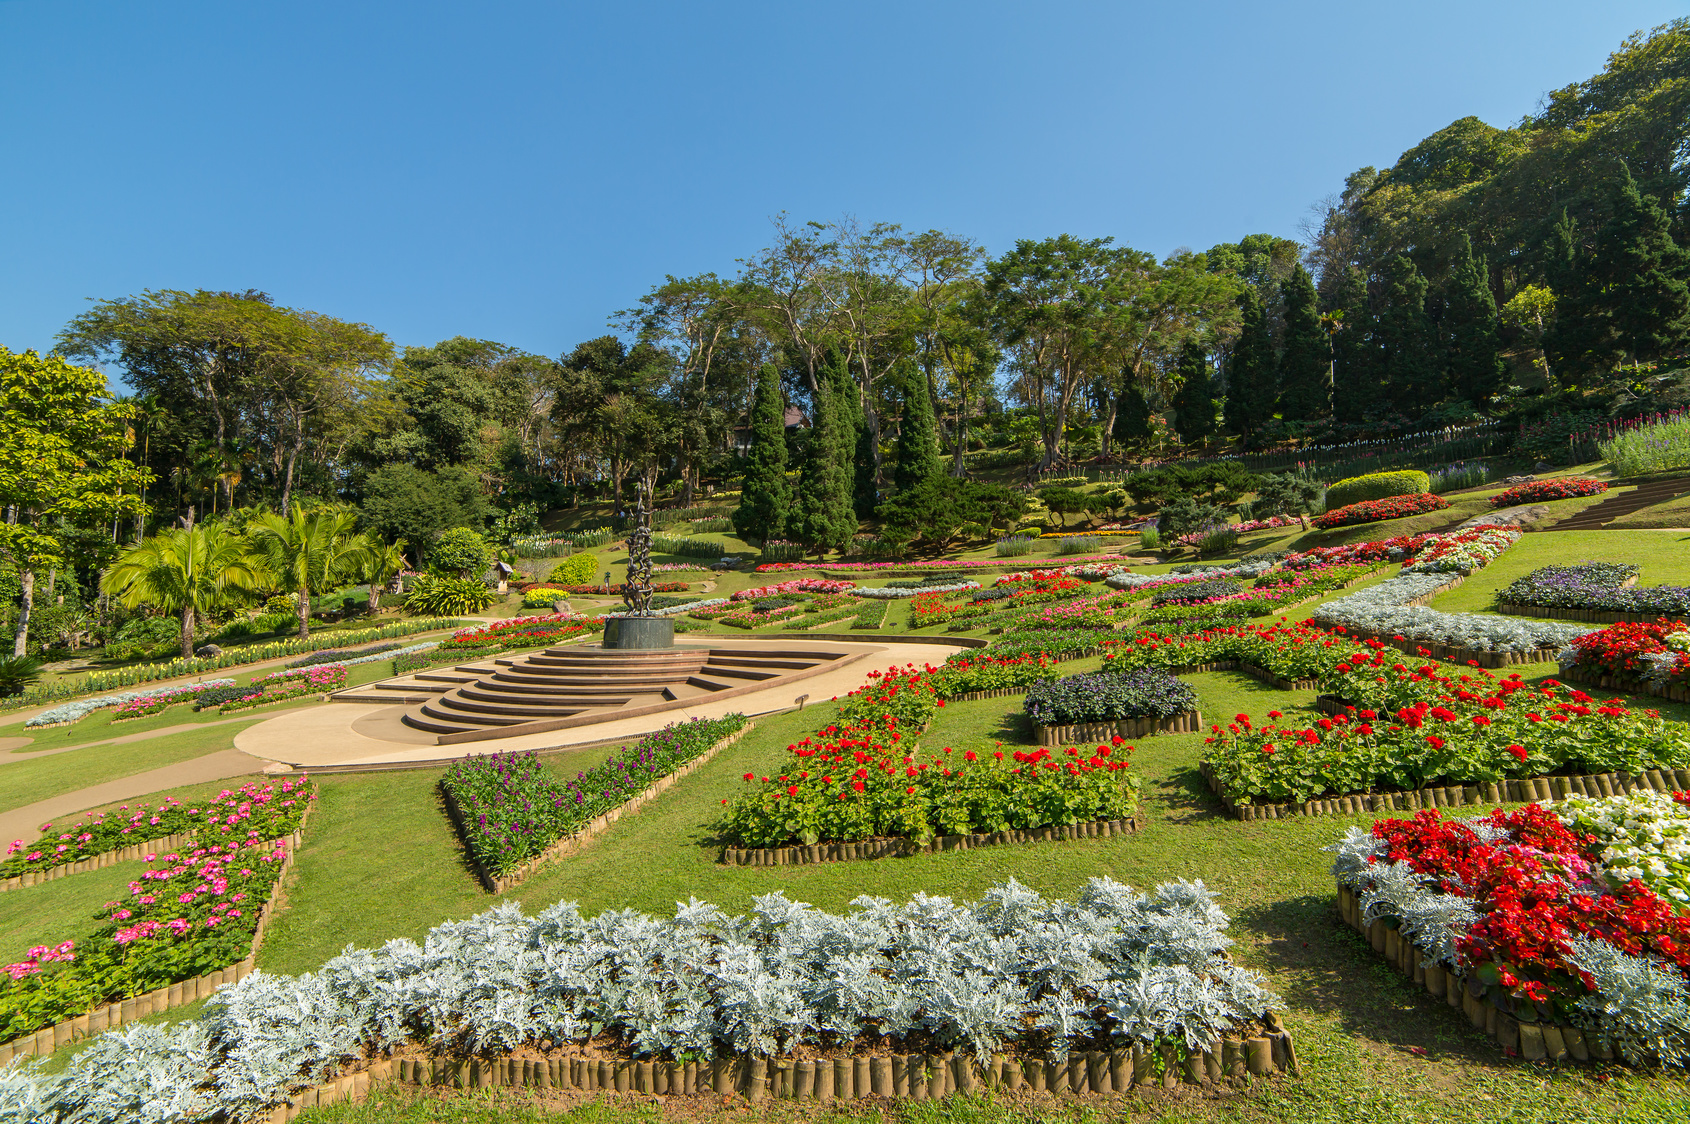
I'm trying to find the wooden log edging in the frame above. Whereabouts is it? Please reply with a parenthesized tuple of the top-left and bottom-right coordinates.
(264, 1021, 1295, 1118)
(1496, 602, 1670, 625)
(0, 807, 312, 1064)
(1035, 710, 1203, 746)
(1335, 879, 1614, 1063)
(0, 831, 198, 893)
(444, 723, 755, 894)
(1561, 666, 1690, 704)
(943, 687, 1029, 703)
(1319, 627, 1563, 669)
(720, 810, 1147, 867)
(1203, 758, 1690, 822)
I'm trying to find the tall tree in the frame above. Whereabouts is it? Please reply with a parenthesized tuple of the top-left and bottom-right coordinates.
(1170, 341, 1216, 444)
(891, 361, 942, 493)
(101, 523, 266, 658)
(732, 364, 790, 545)
(1110, 384, 1152, 448)
(552, 336, 674, 512)
(1376, 256, 1442, 410)
(1329, 267, 1379, 424)
(1275, 265, 1329, 420)
(1443, 233, 1507, 405)
(1223, 288, 1277, 439)
(245, 507, 371, 639)
(791, 374, 857, 558)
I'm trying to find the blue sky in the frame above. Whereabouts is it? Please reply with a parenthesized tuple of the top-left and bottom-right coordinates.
(1, 1, 1682, 365)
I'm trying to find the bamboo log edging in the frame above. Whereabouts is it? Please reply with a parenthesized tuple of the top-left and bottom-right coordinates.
(1496, 602, 1670, 625)
(1203, 757, 1690, 822)
(0, 805, 312, 1065)
(264, 1022, 1296, 1118)
(444, 724, 755, 894)
(720, 811, 1148, 867)
(942, 687, 1030, 703)
(0, 831, 198, 893)
(1561, 666, 1690, 704)
(1319, 627, 1563, 669)
(1334, 878, 1617, 1064)
(1035, 710, 1202, 746)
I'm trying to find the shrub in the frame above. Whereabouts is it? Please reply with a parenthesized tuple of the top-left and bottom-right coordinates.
(428, 527, 492, 578)
(262, 594, 296, 616)
(651, 533, 724, 559)
(1195, 527, 1238, 556)
(404, 574, 496, 615)
(1139, 528, 1161, 550)
(995, 535, 1035, 556)
(0, 655, 43, 698)
(1488, 477, 1608, 506)
(1312, 492, 1449, 529)
(1024, 668, 1197, 726)
(1056, 535, 1101, 555)
(547, 552, 598, 586)
(1323, 470, 1430, 511)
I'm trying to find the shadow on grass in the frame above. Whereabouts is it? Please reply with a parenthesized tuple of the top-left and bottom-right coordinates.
(1148, 763, 1227, 826)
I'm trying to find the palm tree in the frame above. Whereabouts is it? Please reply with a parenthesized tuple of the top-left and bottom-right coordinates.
(356, 535, 409, 614)
(245, 507, 372, 639)
(101, 523, 269, 658)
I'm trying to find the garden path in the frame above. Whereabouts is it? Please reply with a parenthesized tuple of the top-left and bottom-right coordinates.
(0, 748, 266, 847)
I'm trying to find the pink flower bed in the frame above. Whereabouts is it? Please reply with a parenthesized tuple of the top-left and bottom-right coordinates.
(753, 555, 1137, 574)
(731, 579, 856, 601)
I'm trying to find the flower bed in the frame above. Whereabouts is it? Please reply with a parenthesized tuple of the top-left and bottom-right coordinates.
(2, 778, 313, 882)
(210, 666, 348, 714)
(1329, 798, 1690, 1065)
(441, 716, 748, 887)
(1313, 492, 1449, 529)
(718, 664, 1139, 849)
(926, 653, 1058, 698)
(755, 555, 1135, 575)
(1498, 563, 1690, 620)
(1399, 526, 1519, 575)
(0, 879, 1291, 1118)
(851, 580, 980, 599)
(436, 615, 600, 654)
(1025, 668, 1197, 726)
(1488, 477, 1608, 506)
(851, 599, 890, 629)
(731, 579, 855, 601)
(106, 679, 238, 723)
(514, 581, 690, 595)
(1559, 619, 1690, 700)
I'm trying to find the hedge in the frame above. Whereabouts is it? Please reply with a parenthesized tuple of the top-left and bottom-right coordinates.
(1323, 470, 1430, 511)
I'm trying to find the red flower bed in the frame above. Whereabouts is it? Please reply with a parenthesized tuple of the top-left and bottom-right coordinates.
(1489, 477, 1608, 507)
(1313, 492, 1450, 529)
(514, 581, 689, 595)
(1565, 618, 1690, 685)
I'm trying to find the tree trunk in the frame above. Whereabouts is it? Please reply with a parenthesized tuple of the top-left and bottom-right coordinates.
(296, 582, 311, 640)
(134, 509, 145, 544)
(11, 570, 33, 658)
(1101, 395, 1119, 460)
(179, 602, 194, 659)
(280, 414, 303, 516)
(367, 578, 382, 614)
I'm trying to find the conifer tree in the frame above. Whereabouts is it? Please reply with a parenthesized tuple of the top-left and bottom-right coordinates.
(1444, 233, 1507, 405)
(1276, 264, 1330, 420)
(1222, 287, 1276, 439)
(891, 362, 942, 494)
(1111, 383, 1152, 448)
(1171, 341, 1216, 444)
(1330, 267, 1378, 425)
(1377, 256, 1442, 411)
(731, 363, 789, 545)
(792, 373, 857, 557)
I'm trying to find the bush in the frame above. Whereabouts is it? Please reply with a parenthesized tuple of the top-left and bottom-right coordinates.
(1195, 527, 1239, 556)
(1313, 492, 1450, 529)
(0, 655, 43, 698)
(651, 533, 724, 559)
(1489, 477, 1607, 506)
(1024, 668, 1198, 726)
(428, 527, 493, 578)
(263, 594, 296, 616)
(1139, 528, 1161, 550)
(547, 552, 598, 586)
(995, 535, 1035, 556)
(404, 574, 497, 615)
(1323, 470, 1430, 511)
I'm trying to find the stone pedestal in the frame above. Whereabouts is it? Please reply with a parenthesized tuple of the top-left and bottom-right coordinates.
(603, 616, 674, 649)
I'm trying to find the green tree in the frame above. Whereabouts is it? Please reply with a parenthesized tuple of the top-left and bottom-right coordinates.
(245, 507, 372, 639)
(101, 523, 267, 658)
(1500, 284, 1558, 385)
(1223, 288, 1276, 439)
(356, 535, 409, 614)
(427, 527, 492, 578)
(1276, 265, 1329, 419)
(552, 336, 675, 512)
(0, 348, 149, 656)
(1377, 256, 1442, 410)
(791, 373, 857, 558)
(1443, 233, 1507, 405)
(891, 361, 942, 494)
(876, 478, 1022, 549)
(1110, 384, 1152, 448)
(1330, 268, 1378, 425)
(1170, 342, 1216, 444)
(358, 464, 487, 566)
(732, 364, 790, 545)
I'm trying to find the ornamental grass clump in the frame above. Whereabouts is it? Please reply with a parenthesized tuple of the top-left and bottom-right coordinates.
(442, 716, 747, 877)
(1024, 668, 1197, 726)
(1329, 798, 1690, 1066)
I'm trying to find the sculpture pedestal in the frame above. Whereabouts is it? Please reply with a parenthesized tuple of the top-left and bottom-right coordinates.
(603, 617, 674, 650)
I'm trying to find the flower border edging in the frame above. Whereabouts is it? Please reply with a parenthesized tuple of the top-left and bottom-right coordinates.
(720, 810, 1147, 867)
(1560, 665, 1690, 704)
(1497, 602, 1666, 625)
(1035, 710, 1203, 746)
(0, 831, 198, 894)
(442, 723, 754, 894)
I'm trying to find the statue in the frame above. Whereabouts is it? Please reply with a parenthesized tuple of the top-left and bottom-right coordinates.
(623, 481, 656, 616)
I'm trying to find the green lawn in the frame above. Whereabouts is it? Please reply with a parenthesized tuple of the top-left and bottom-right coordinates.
(1429, 528, 1690, 613)
(0, 723, 263, 816)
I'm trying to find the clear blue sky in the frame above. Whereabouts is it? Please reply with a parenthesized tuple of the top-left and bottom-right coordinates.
(1, 1, 1681, 365)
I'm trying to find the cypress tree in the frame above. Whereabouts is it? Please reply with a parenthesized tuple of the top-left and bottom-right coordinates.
(1171, 341, 1216, 444)
(1330, 267, 1378, 425)
(1444, 233, 1507, 406)
(1223, 287, 1277, 439)
(731, 363, 789, 545)
(891, 362, 942, 494)
(1377, 256, 1442, 411)
(792, 374, 856, 557)
(1276, 264, 1330, 420)
(1111, 382, 1152, 448)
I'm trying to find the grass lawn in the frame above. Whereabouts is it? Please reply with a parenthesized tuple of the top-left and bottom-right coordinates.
(1429, 528, 1690, 613)
(1608, 491, 1690, 528)
(0, 723, 263, 816)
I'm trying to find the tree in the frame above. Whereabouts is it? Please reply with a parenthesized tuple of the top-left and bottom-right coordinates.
(1110, 385, 1152, 448)
(1223, 288, 1276, 439)
(101, 523, 267, 658)
(876, 478, 1022, 550)
(1252, 473, 1324, 527)
(356, 535, 408, 614)
(552, 336, 675, 512)
(1329, 267, 1378, 425)
(0, 348, 148, 656)
(358, 464, 487, 566)
(1037, 487, 1091, 529)
(1500, 284, 1558, 385)
(1443, 233, 1507, 405)
(891, 361, 942, 494)
(1276, 265, 1329, 419)
(1376, 256, 1442, 410)
(791, 371, 857, 558)
(732, 364, 790, 545)
(245, 507, 372, 639)
(427, 527, 492, 578)
(1170, 342, 1216, 444)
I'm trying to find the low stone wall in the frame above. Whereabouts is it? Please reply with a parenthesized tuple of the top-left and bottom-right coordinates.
(0, 831, 197, 893)
(720, 811, 1146, 867)
(1035, 709, 1202, 746)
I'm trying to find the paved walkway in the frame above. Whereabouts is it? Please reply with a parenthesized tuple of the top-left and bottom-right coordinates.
(0, 749, 268, 846)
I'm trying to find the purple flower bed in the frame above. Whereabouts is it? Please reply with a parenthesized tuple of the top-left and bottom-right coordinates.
(441, 714, 747, 876)
(1500, 563, 1690, 614)
(1024, 668, 1197, 726)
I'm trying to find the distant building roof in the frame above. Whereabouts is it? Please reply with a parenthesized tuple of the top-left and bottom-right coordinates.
(783, 407, 808, 428)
